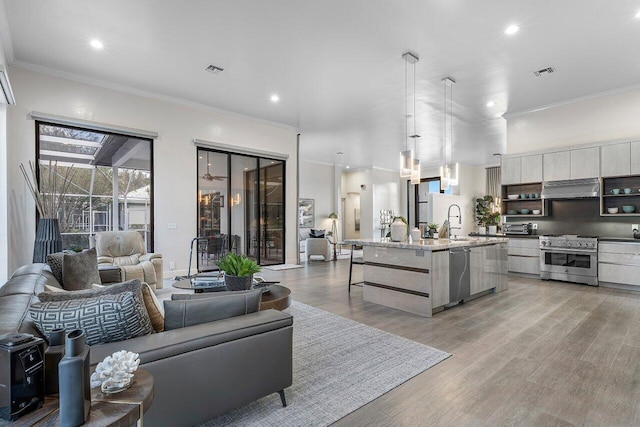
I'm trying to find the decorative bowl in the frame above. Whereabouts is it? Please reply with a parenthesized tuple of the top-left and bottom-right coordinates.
(622, 205, 636, 213)
(624, 188, 632, 194)
(532, 209, 541, 215)
(611, 188, 620, 195)
(520, 194, 527, 199)
(507, 210, 517, 215)
(607, 207, 619, 214)
(520, 209, 531, 214)
(507, 194, 519, 200)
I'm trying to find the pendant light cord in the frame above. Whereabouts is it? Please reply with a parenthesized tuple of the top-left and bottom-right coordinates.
(405, 59, 408, 151)
(413, 60, 417, 157)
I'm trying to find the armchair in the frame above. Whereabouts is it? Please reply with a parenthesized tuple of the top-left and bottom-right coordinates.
(94, 231, 163, 289)
(306, 237, 331, 261)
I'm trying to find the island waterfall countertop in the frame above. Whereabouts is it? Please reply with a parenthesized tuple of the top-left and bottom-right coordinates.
(344, 236, 509, 251)
(344, 237, 509, 317)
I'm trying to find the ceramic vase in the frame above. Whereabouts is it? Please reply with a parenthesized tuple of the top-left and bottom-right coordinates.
(224, 274, 253, 291)
(410, 228, 421, 242)
(59, 329, 90, 426)
(477, 226, 487, 235)
(33, 218, 62, 263)
(488, 225, 498, 235)
(390, 219, 407, 242)
(44, 328, 65, 395)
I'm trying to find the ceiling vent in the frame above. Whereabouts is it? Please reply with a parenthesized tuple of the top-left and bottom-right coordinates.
(533, 67, 555, 77)
(205, 64, 224, 75)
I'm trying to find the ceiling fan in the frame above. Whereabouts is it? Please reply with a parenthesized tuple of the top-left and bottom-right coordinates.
(201, 152, 226, 181)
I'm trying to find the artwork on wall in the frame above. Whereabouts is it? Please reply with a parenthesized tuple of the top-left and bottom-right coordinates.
(354, 208, 360, 231)
(299, 198, 315, 228)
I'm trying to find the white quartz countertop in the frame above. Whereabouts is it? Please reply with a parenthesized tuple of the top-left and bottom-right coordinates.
(344, 237, 508, 251)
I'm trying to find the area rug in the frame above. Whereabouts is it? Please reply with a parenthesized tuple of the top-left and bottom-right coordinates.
(262, 264, 303, 271)
(198, 301, 450, 427)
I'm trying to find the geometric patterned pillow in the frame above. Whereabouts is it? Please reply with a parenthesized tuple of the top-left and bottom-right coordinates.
(29, 291, 154, 346)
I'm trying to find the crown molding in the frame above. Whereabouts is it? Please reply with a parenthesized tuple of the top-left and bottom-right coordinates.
(9, 60, 298, 132)
(504, 82, 640, 119)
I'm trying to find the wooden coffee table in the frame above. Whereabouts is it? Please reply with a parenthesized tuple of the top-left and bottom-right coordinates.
(259, 285, 291, 311)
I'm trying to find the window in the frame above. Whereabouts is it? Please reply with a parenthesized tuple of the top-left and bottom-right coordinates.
(36, 122, 153, 251)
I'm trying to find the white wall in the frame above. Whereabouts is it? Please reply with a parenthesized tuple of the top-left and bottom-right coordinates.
(299, 160, 335, 236)
(342, 169, 373, 238)
(5, 67, 298, 276)
(420, 164, 486, 236)
(507, 88, 640, 153)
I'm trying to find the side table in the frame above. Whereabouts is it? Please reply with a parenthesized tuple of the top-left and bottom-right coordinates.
(1, 369, 154, 427)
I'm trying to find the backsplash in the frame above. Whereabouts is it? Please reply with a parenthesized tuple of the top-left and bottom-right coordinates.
(505, 199, 638, 238)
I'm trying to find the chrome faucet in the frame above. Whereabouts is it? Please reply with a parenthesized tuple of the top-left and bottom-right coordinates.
(447, 204, 462, 238)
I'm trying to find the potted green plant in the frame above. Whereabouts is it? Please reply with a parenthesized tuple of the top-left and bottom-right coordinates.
(216, 253, 261, 291)
(427, 223, 439, 238)
(475, 195, 501, 235)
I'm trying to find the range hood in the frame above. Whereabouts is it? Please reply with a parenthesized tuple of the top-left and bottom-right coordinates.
(541, 178, 600, 199)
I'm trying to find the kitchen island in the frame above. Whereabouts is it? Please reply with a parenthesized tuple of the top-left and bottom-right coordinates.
(344, 237, 509, 317)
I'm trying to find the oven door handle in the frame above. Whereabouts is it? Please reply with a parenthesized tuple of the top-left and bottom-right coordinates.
(539, 248, 596, 254)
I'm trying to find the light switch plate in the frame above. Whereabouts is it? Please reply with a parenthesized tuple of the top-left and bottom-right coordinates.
(168, 223, 177, 229)
(532, 223, 538, 230)
(169, 261, 175, 270)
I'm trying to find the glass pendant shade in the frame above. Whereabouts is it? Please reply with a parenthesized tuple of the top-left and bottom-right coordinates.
(440, 163, 459, 190)
(400, 149, 414, 177)
(410, 158, 420, 184)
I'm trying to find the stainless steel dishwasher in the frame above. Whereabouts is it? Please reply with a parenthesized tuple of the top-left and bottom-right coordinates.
(449, 247, 471, 305)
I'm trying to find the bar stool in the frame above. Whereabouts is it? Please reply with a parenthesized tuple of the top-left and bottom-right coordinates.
(348, 244, 364, 293)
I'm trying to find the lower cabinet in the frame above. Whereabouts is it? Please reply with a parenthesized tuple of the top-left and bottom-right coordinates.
(471, 243, 508, 294)
(507, 238, 540, 276)
(598, 242, 640, 288)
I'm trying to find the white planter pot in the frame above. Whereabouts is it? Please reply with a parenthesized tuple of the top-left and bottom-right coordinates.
(390, 220, 408, 242)
(410, 228, 422, 242)
(487, 225, 498, 235)
(477, 226, 487, 235)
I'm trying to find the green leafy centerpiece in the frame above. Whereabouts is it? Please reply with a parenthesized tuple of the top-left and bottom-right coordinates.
(216, 253, 261, 291)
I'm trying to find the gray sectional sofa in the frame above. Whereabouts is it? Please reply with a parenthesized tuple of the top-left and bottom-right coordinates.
(0, 263, 293, 427)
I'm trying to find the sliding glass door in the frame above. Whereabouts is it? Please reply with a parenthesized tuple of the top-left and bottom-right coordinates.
(197, 149, 285, 270)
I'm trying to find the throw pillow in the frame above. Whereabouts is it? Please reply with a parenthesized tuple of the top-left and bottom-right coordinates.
(29, 291, 154, 346)
(62, 248, 102, 291)
(45, 252, 66, 285)
(44, 284, 65, 293)
(310, 229, 326, 238)
(163, 289, 262, 331)
(92, 282, 164, 333)
(37, 279, 155, 335)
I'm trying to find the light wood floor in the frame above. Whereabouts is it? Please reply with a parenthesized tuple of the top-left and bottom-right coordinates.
(258, 258, 640, 426)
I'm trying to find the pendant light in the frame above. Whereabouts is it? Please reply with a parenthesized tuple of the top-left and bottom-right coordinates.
(440, 77, 458, 190)
(400, 52, 419, 178)
(401, 51, 420, 180)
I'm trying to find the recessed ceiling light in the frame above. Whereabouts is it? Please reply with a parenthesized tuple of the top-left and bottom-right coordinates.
(504, 24, 520, 35)
(346, 165, 350, 169)
(90, 39, 104, 50)
(486, 101, 496, 108)
(270, 94, 280, 103)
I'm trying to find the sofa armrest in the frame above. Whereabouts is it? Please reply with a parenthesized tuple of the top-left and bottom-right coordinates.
(140, 252, 162, 262)
(97, 256, 114, 265)
(90, 309, 293, 365)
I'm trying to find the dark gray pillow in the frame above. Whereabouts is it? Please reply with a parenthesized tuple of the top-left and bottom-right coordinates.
(164, 289, 262, 331)
(62, 248, 101, 290)
(310, 229, 326, 238)
(29, 291, 154, 345)
(45, 252, 65, 285)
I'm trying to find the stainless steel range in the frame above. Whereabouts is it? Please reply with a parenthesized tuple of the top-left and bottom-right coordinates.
(539, 235, 598, 286)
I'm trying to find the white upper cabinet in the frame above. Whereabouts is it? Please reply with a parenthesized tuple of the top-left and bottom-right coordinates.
(501, 157, 521, 185)
(570, 147, 600, 179)
(601, 143, 630, 177)
(520, 154, 543, 183)
(631, 142, 640, 175)
(543, 151, 571, 181)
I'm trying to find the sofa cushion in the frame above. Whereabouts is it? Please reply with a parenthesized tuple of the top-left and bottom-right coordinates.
(309, 229, 326, 238)
(29, 291, 154, 346)
(0, 294, 43, 337)
(38, 279, 142, 302)
(0, 264, 61, 297)
(46, 252, 66, 285)
(163, 289, 262, 331)
(62, 248, 102, 290)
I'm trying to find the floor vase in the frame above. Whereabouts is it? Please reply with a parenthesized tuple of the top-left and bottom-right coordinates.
(33, 218, 62, 262)
(59, 330, 90, 426)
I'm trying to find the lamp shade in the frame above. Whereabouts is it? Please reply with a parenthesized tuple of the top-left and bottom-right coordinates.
(328, 212, 338, 219)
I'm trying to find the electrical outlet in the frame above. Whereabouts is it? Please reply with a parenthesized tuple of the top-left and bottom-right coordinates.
(532, 223, 538, 230)
(633, 224, 638, 232)
(169, 261, 175, 270)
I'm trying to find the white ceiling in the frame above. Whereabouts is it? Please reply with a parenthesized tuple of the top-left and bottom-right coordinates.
(3, 0, 640, 170)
